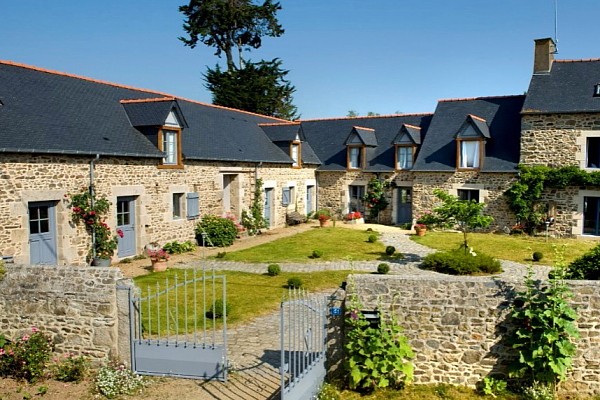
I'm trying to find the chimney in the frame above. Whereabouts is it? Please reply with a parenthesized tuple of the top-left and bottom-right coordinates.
(533, 38, 556, 74)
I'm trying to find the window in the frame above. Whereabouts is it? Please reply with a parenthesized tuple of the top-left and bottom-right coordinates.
(348, 146, 363, 169)
(587, 137, 600, 168)
(291, 141, 301, 168)
(396, 146, 414, 170)
(457, 189, 479, 203)
(172, 193, 184, 219)
(595, 84, 600, 97)
(159, 128, 182, 167)
(584, 197, 600, 235)
(458, 140, 481, 169)
(349, 185, 365, 213)
(186, 192, 200, 219)
(282, 187, 291, 206)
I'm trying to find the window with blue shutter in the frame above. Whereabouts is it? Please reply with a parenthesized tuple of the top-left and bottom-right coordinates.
(186, 192, 200, 219)
(282, 187, 291, 206)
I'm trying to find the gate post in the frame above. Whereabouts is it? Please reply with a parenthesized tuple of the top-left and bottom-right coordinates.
(116, 279, 136, 366)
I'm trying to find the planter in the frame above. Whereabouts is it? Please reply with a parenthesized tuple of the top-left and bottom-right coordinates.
(319, 219, 330, 227)
(91, 257, 111, 267)
(415, 227, 427, 237)
(151, 259, 168, 272)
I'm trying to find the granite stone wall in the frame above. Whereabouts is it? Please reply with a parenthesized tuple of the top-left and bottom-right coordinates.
(0, 264, 134, 364)
(348, 274, 600, 396)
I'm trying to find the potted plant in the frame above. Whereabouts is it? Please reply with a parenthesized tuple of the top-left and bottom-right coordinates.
(345, 211, 364, 224)
(68, 188, 122, 266)
(414, 223, 427, 236)
(146, 243, 170, 272)
(315, 209, 332, 227)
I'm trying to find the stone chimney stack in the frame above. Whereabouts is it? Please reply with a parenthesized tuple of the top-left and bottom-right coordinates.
(533, 38, 556, 74)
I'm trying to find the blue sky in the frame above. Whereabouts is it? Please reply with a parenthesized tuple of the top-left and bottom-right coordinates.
(3, 1, 600, 119)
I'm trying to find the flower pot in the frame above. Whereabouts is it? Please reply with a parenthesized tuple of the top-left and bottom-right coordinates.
(415, 227, 427, 237)
(319, 219, 330, 227)
(151, 259, 168, 272)
(91, 257, 111, 267)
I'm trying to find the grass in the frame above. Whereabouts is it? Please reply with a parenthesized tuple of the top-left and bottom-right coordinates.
(217, 227, 400, 263)
(133, 268, 355, 335)
(412, 231, 597, 266)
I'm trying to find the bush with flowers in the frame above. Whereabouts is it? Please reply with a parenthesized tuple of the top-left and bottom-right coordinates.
(68, 188, 123, 259)
(52, 353, 89, 382)
(346, 211, 362, 221)
(0, 327, 53, 383)
(94, 360, 146, 398)
(195, 214, 238, 247)
(146, 246, 170, 261)
(315, 209, 331, 222)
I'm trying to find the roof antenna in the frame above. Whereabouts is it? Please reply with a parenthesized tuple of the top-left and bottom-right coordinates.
(553, 0, 559, 54)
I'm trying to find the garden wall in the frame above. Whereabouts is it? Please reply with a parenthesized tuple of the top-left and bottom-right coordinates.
(0, 265, 133, 364)
(348, 274, 600, 397)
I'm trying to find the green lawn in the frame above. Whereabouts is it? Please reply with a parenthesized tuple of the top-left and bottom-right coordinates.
(133, 268, 354, 335)
(412, 231, 597, 266)
(217, 227, 399, 263)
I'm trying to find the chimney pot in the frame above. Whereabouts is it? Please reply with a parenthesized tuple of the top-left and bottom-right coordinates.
(533, 38, 556, 74)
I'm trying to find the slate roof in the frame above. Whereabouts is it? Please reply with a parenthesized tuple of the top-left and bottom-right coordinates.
(121, 98, 188, 128)
(347, 126, 378, 147)
(298, 114, 433, 172)
(414, 96, 525, 172)
(0, 61, 292, 164)
(392, 124, 421, 145)
(523, 59, 600, 114)
(259, 123, 321, 165)
(464, 115, 491, 139)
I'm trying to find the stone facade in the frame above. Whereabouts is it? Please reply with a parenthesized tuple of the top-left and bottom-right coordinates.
(521, 113, 600, 236)
(0, 264, 132, 363)
(0, 153, 317, 265)
(349, 274, 600, 397)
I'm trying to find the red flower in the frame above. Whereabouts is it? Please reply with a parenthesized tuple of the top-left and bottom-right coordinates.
(116, 229, 124, 238)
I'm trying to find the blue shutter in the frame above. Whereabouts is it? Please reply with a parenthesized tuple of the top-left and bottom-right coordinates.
(186, 192, 200, 219)
(282, 187, 291, 206)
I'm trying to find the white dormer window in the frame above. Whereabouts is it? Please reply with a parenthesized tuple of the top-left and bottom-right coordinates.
(459, 140, 480, 169)
(162, 130, 178, 165)
(396, 146, 414, 169)
(290, 141, 301, 168)
(348, 146, 363, 169)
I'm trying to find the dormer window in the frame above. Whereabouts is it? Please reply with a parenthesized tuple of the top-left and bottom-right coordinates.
(396, 146, 414, 169)
(348, 146, 364, 169)
(161, 129, 180, 165)
(594, 84, 600, 97)
(455, 115, 489, 170)
(392, 124, 421, 171)
(290, 140, 301, 168)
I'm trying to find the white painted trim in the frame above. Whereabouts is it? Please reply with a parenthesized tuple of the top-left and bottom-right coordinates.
(573, 189, 600, 236)
(576, 130, 600, 171)
(449, 183, 488, 203)
(263, 180, 276, 189)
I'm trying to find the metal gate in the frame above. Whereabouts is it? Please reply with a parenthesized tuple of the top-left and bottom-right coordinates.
(129, 268, 227, 381)
(280, 289, 327, 400)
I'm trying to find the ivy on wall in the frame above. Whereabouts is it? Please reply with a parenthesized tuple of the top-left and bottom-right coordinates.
(506, 165, 600, 233)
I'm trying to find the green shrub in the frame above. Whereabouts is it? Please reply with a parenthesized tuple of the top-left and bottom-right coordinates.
(162, 240, 195, 254)
(53, 353, 89, 383)
(287, 277, 303, 289)
(366, 228, 373, 232)
(0, 328, 53, 383)
(377, 263, 390, 274)
(95, 361, 146, 399)
(267, 264, 281, 276)
(195, 215, 238, 247)
(367, 234, 377, 243)
(532, 251, 544, 262)
(564, 243, 600, 280)
(385, 246, 396, 256)
(316, 382, 341, 400)
(311, 249, 324, 258)
(478, 377, 507, 397)
(216, 251, 227, 258)
(421, 249, 502, 275)
(206, 299, 230, 319)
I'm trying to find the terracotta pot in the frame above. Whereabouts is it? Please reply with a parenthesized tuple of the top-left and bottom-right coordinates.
(415, 227, 427, 237)
(151, 259, 168, 272)
(319, 219, 330, 227)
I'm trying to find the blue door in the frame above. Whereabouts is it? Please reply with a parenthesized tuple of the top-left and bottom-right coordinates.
(117, 196, 136, 257)
(264, 188, 273, 228)
(29, 202, 58, 265)
(396, 187, 412, 225)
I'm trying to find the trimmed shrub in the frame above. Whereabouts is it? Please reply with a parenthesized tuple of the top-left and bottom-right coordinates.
(216, 252, 227, 258)
(311, 249, 323, 258)
(195, 215, 238, 247)
(163, 240, 195, 254)
(53, 354, 89, 383)
(206, 299, 231, 319)
(565, 243, 600, 280)
(532, 251, 544, 262)
(286, 211, 306, 226)
(421, 249, 502, 275)
(267, 264, 281, 276)
(367, 234, 377, 243)
(385, 245, 396, 256)
(377, 263, 390, 274)
(287, 277, 303, 289)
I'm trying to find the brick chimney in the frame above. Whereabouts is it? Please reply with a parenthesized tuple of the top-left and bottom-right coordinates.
(533, 38, 556, 74)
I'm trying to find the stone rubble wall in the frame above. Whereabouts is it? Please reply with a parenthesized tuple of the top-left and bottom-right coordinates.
(349, 274, 600, 397)
(0, 264, 133, 364)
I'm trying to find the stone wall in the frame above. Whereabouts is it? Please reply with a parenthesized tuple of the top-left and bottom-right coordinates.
(0, 264, 133, 364)
(349, 274, 600, 396)
(0, 153, 317, 265)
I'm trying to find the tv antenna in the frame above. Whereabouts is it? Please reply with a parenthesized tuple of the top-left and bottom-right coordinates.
(553, 0, 559, 53)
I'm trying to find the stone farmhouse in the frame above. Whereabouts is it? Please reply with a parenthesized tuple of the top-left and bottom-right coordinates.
(1, 37, 599, 265)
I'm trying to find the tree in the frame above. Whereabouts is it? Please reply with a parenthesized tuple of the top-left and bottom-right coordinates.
(204, 59, 298, 119)
(179, 0, 283, 71)
(346, 110, 359, 117)
(432, 189, 493, 254)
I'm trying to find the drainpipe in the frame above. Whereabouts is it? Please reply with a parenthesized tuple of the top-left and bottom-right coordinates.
(89, 154, 100, 261)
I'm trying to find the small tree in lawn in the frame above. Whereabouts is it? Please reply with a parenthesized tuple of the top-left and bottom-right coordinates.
(432, 189, 493, 254)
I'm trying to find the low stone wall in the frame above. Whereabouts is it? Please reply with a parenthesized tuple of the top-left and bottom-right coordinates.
(349, 274, 600, 396)
(0, 265, 133, 364)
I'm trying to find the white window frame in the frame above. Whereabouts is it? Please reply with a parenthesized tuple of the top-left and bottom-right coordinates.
(162, 130, 178, 165)
(459, 140, 480, 169)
